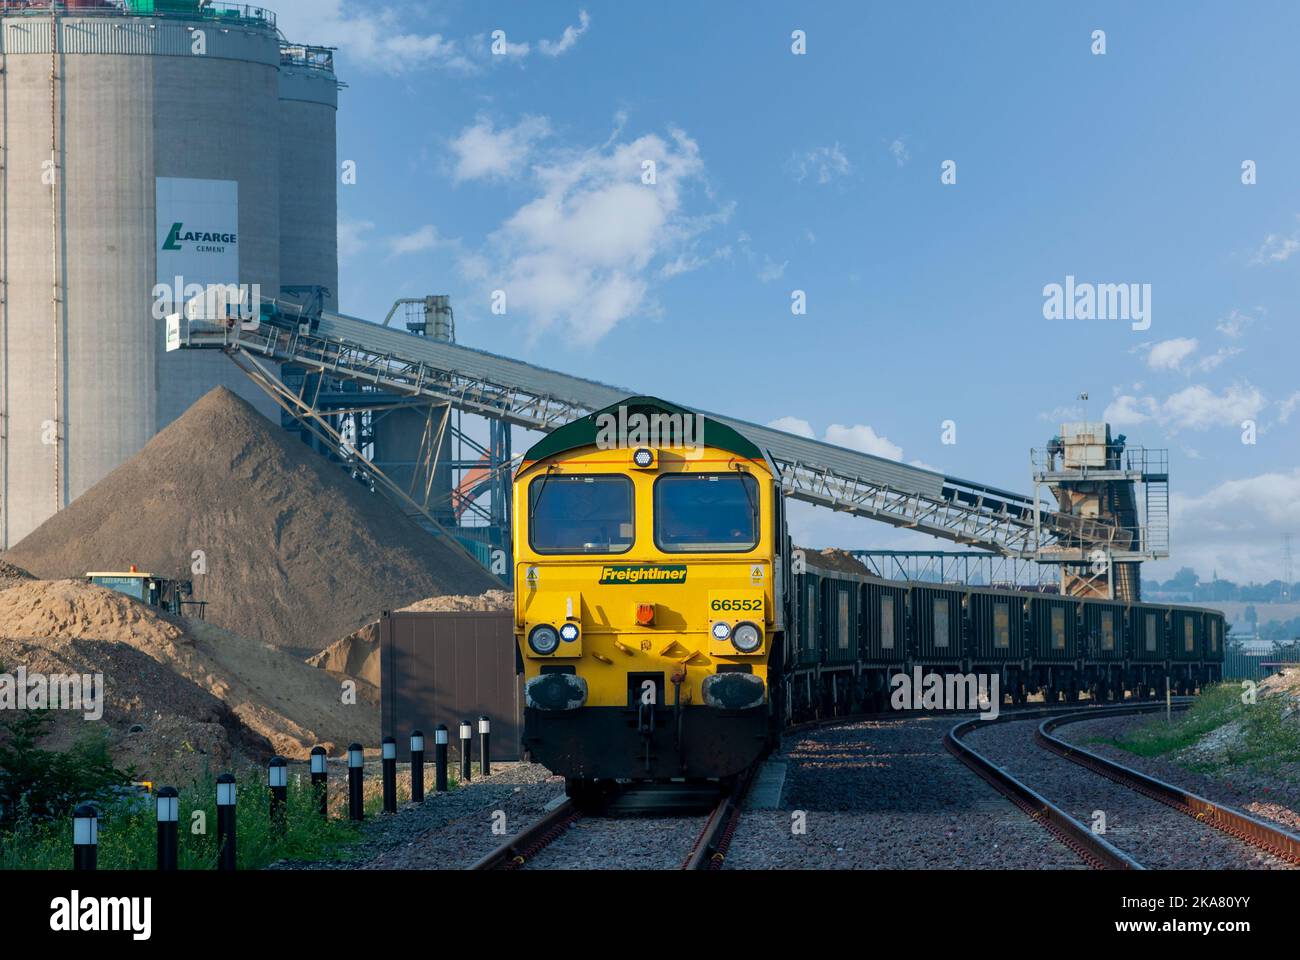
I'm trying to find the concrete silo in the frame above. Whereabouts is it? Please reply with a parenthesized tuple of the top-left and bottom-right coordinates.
(278, 42, 338, 309)
(0, 2, 300, 549)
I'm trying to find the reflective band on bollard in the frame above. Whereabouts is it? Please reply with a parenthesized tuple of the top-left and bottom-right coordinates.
(434, 725, 449, 793)
(347, 743, 365, 821)
(410, 730, 425, 804)
(216, 773, 237, 871)
(310, 745, 328, 818)
(73, 804, 98, 872)
(381, 736, 397, 814)
(156, 787, 179, 871)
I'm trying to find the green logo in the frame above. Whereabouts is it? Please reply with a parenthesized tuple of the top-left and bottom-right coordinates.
(599, 565, 688, 585)
(163, 222, 184, 251)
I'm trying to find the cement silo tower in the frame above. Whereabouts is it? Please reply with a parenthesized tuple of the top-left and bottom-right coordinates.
(0, 2, 338, 549)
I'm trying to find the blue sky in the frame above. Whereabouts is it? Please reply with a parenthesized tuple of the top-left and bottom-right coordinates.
(273, 0, 1299, 583)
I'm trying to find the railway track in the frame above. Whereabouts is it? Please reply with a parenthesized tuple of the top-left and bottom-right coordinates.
(948, 701, 1300, 869)
(469, 772, 755, 871)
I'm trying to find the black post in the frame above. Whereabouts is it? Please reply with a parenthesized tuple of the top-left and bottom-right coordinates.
(434, 724, 449, 793)
(216, 773, 237, 871)
(268, 756, 288, 830)
(459, 720, 473, 783)
(310, 745, 328, 818)
(478, 716, 491, 778)
(381, 736, 397, 814)
(156, 787, 179, 871)
(73, 804, 98, 871)
(410, 730, 425, 803)
(347, 743, 365, 821)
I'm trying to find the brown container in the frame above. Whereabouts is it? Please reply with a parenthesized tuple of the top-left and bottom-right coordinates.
(380, 611, 523, 762)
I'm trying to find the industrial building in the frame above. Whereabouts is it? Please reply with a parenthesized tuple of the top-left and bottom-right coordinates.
(0, 0, 336, 548)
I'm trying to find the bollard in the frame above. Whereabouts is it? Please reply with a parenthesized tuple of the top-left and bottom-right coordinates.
(434, 724, 449, 793)
(310, 746, 328, 818)
(478, 716, 491, 778)
(73, 804, 98, 871)
(347, 743, 365, 821)
(459, 720, 473, 783)
(381, 736, 397, 814)
(268, 756, 288, 829)
(216, 773, 237, 871)
(156, 787, 179, 871)
(410, 730, 425, 803)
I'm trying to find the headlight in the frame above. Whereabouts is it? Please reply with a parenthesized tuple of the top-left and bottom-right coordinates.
(731, 622, 762, 654)
(528, 624, 560, 655)
(711, 621, 732, 641)
(559, 622, 580, 643)
(632, 447, 655, 468)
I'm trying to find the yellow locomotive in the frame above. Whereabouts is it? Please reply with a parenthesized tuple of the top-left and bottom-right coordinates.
(514, 397, 787, 800)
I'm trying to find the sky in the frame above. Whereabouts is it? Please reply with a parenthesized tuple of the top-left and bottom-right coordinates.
(270, 0, 1300, 584)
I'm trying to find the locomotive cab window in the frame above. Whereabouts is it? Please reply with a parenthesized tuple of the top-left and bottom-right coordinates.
(881, 594, 895, 649)
(654, 473, 759, 553)
(529, 475, 634, 554)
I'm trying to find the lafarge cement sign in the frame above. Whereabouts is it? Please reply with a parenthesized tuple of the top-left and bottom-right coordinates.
(156, 177, 239, 289)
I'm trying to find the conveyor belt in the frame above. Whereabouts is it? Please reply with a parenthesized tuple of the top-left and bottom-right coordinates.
(175, 311, 1143, 559)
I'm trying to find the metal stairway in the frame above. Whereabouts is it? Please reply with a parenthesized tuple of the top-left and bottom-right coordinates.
(170, 309, 1163, 563)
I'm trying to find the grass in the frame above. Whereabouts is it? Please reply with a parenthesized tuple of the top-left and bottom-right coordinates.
(0, 771, 364, 870)
(1098, 682, 1300, 777)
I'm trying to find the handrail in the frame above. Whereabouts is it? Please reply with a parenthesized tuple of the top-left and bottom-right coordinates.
(0, 1, 276, 29)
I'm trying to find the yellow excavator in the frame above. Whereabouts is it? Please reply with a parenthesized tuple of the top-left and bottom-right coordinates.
(85, 566, 204, 618)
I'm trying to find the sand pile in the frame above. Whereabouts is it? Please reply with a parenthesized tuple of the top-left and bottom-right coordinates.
(798, 546, 871, 575)
(0, 559, 34, 591)
(0, 580, 378, 776)
(5, 386, 498, 652)
(308, 590, 514, 689)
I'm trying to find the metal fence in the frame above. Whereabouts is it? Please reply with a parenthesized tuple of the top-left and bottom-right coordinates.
(1221, 650, 1300, 683)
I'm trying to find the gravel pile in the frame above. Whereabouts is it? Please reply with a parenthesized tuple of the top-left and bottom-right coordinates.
(0, 559, 34, 591)
(725, 716, 1087, 869)
(1057, 713, 1300, 834)
(5, 386, 498, 653)
(964, 718, 1295, 869)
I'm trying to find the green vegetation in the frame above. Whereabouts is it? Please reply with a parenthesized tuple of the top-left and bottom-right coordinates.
(1, 770, 365, 870)
(1102, 682, 1300, 776)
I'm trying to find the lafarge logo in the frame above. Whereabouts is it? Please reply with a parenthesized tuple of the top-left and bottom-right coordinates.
(162, 221, 237, 254)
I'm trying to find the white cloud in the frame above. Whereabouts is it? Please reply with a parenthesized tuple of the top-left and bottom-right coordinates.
(461, 122, 721, 344)
(825, 424, 905, 460)
(539, 10, 591, 56)
(272, 0, 474, 74)
(1280, 391, 1300, 424)
(1146, 337, 1199, 371)
(767, 416, 815, 439)
(387, 225, 439, 256)
(450, 115, 550, 182)
(1216, 308, 1258, 339)
(338, 218, 375, 259)
(888, 137, 910, 167)
(789, 144, 851, 184)
(768, 416, 906, 460)
(1251, 217, 1300, 264)
(757, 257, 788, 283)
(1164, 469, 1300, 582)
(1105, 382, 1266, 431)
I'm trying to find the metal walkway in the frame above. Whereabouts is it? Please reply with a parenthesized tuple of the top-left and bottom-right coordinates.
(172, 310, 1156, 562)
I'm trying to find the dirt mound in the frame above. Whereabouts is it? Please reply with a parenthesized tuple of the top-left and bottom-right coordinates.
(0, 559, 34, 591)
(0, 580, 377, 776)
(797, 546, 871, 576)
(5, 386, 498, 651)
(307, 590, 514, 688)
